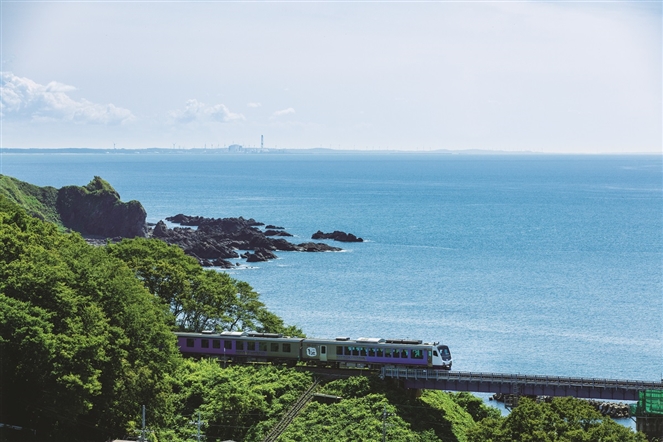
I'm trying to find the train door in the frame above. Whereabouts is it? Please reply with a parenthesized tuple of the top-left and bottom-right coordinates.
(320, 345, 327, 362)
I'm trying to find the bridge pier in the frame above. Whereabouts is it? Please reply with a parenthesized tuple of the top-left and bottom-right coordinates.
(635, 415, 663, 442)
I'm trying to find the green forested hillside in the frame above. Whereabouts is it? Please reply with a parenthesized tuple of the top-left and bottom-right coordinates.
(0, 195, 180, 439)
(0, 196, 648, 442)
(0, 174, 60, 224)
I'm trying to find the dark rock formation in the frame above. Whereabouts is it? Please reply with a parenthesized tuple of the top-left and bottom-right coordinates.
(153, 214, 344, 265)
(264, 229, 293, 237)
(312, 230, 363, 242)
(166, 214, 264, 228)
(212, 258, 234, 268)
(271, 239, 300, 251)
(57, 176, 147, 238)
(246, 248, 278, 262)
(266, 225, 285, 229)
(296, 242, 342, 252)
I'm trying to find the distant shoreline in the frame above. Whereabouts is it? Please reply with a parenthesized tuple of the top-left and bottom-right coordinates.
(0, 147, 659, 155)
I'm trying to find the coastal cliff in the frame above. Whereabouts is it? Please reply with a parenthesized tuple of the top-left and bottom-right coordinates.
(0, 175, 147, 238)
(57, 176, 147, 238)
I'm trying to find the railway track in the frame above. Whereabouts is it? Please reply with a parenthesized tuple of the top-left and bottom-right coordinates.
(261, 378, 322, 442)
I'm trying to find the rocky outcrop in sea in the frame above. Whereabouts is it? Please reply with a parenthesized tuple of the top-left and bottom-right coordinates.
(152, 214, 342, 266)
(312, 230, 363, 242)
(57, 176, 147, 238)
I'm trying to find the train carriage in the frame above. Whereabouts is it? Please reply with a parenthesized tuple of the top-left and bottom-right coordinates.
(176, 331, 304, 365)
(301, 337, 451, 370)
(175, 331, 452, 370)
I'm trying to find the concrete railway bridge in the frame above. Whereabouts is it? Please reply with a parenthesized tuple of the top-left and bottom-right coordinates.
(380, 367, 663, 401)
(379, 367, 663, 440)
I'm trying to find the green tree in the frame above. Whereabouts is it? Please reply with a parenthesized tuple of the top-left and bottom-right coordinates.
(0, 197, 181, 440)
(448, 392, 502, 422)
(467, 397, 647, 442)
(108, 237, 303, 335)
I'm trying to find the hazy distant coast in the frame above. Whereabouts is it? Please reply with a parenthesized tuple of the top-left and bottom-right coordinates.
(0, 146, 541, 155)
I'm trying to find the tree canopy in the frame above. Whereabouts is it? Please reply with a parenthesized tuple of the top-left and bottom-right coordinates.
(467, 397, 647, 442)
(107, 237, 303, 336)
(0, 196, 180, 440)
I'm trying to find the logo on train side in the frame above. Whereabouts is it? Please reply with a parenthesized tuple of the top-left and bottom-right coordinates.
(306, 347, 317, 357)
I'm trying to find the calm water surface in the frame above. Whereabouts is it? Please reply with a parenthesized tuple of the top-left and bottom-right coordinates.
(2, 153, 661, 382)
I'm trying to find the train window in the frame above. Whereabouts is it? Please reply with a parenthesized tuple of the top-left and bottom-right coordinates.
(393, 349, 401, 358)
(360, 348, 367, 357)
(376, 349, 384, 357)
(337, 346, 343, 355)
(344, 347, 352, 356)
(401, 350, 408, 358)
(368, 348, 376, 357)
(433, 351, 439, 357)
(248, 342, 256, 351)
(186, 339, 195, 348)
(270, 343, 279, 352)
(224, 341, 232, 350)
(352, 347, 360, 356)
(213, 340, 221, 349)
(384, 349, 392, 358)
(412, 349, 423, 359)
(201, 339, 209, 348)
(320, 346, 326, 354)
(259, 342, 268, 352)
(283, 343, 291, 353)
(236, 341, 244, 351)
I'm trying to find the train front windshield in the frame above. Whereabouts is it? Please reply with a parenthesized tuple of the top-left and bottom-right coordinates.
(439, 346, 451, 361)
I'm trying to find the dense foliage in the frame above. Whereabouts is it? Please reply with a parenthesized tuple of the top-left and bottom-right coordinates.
(0, 197, 300, 440)
(467, 397, 647, 442)
(0, 196, 180, 440)
(107, 237, 304, 336)
(272, 375, 482, 442)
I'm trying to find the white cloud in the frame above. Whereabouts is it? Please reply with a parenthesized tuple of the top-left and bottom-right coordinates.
(271, 107, 295, 119)
(169, 99, 245, 124)
(0, 72, 134, 124)
(247, 102, 261, 108)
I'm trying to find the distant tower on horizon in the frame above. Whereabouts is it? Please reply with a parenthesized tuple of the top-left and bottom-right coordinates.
(261, 135, 264, 150)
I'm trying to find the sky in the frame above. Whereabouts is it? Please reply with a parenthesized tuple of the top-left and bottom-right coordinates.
(0, 1, 661, 153)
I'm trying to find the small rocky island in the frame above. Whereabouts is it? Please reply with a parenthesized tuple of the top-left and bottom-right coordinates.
(152, 214, 346, 267)
(312, 230, 364, 242)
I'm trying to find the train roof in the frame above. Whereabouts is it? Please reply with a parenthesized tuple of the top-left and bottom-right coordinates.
(174, 331, 304, 342)
(174, 332, 441, 347)
(300, 337, 439, 347)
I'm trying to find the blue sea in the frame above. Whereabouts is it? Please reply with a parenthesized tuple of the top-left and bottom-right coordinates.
(2, 152, 661, 384)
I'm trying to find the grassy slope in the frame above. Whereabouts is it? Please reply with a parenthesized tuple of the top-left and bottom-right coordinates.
(0, 175, 60, 225)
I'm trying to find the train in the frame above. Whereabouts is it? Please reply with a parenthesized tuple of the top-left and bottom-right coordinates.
(175, 331, 452, 370)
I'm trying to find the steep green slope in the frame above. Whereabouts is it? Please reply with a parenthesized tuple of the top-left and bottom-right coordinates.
(0, 174, 60, 224)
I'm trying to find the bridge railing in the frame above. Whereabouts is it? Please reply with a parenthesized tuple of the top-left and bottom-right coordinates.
(381, 368, 663, 391)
